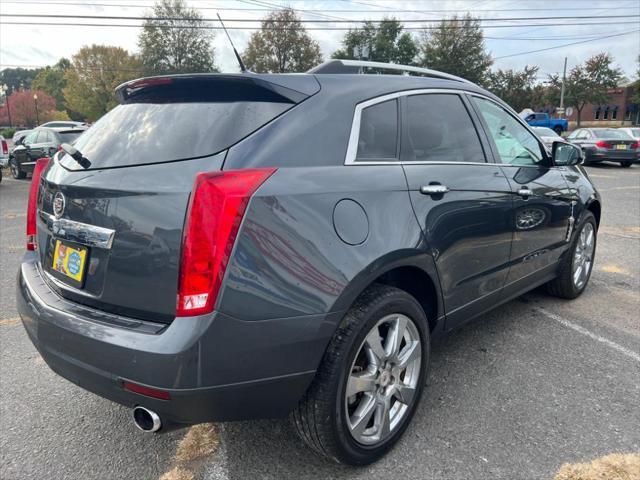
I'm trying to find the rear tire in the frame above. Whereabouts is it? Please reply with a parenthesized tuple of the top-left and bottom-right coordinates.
(10, 159, 25, 179)
(292, 284, 430, 465)
(546, 211, 597, 299)
(620, 161, 632, 168)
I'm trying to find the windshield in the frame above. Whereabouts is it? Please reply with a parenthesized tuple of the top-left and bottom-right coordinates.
(592, 129, 632, 140)
(59, 100, 292, 170)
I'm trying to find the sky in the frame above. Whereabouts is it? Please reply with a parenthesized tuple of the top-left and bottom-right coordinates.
(0, 0, 639, 81)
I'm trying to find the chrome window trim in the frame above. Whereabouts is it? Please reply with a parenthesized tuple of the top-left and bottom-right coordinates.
(39, 211, 116, 249)
(345, 88, 493, 166)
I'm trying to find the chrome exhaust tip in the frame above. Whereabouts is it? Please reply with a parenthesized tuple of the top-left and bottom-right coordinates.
(133, 406, 161, 433)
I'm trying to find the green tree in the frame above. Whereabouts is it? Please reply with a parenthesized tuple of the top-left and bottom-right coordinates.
(32, 58, 70, 111)
(138, 0, 217, 75)
(485, 66, 544, 112)
(63, 45, 142, 121)
(419, 14, 492, 84)
(546, 53, 622, 126)
(632, 55, 640, 105)
(332, 18, 417, 65)
(0, 67, 42, 95)
(243, 9, 323, 73)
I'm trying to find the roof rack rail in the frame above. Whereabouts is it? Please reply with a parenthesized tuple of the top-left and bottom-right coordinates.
(308, 59, 473, 84)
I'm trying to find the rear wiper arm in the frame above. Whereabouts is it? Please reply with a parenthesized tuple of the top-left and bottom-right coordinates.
(60, 143, 91, 169)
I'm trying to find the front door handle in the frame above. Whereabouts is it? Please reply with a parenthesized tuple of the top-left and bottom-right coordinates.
(517, 187, 533, 198)
(420, 185, 450, 195)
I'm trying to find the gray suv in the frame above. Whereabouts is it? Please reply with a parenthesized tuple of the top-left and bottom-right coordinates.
(17, 60, 600, 465)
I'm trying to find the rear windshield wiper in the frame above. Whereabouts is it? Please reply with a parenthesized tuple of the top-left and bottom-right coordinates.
(60, 143, 92, 169)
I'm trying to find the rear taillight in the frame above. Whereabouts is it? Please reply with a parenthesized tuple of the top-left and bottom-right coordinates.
(1, 140, 7, 155)
(176, 168, 276, 317)
(595, 140, 612, 148)
(631, 142, 639, 149)
(26, 157, 50, 251)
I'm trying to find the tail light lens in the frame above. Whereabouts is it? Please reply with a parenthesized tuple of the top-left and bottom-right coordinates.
(26, 157, 50, 251)
(1, 140, 7, 155)
(177, 168, 276, 317)
(631, 142, 639, 149)
(595, 140, 612, 148)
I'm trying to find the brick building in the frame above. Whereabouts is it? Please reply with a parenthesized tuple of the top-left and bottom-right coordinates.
(535, 81, 639, 130)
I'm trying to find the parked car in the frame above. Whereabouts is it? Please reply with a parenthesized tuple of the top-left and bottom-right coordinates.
(17, 60, 600, 466)
(0, 135, 9, 183)
(523, 112, 568, 135)
(39, 120, 88, 129)
(618, 127, 640, 141)
(10, 127, 86, 179)
(531, 126, 567, 150)
(566, 127, 639, 167)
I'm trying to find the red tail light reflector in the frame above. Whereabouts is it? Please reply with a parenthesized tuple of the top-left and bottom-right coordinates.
(631, 142, 639, 149)
(595, 140, 612, 148)
(26, 157, 50, 251)
(123, 381, 171, 400)
(177, 168, 276, 317)
(1, 139, 7, 155)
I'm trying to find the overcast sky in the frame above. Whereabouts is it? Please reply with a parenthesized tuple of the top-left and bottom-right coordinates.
(1, 0, 638, 81)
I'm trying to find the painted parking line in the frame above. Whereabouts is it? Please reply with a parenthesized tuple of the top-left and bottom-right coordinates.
(534, 307, 640, 363)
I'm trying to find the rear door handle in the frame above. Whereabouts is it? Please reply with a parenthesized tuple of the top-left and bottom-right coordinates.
(420, 185, 450, 195)
(517, 187, 533, 198)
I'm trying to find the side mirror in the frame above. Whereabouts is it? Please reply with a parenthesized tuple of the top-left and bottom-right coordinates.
(552, 141, 582, 166)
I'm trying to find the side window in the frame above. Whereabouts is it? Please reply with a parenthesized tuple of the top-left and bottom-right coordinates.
(23, 131, 38, 145)
(471, 97, 545, 166)
(35, 131, 49, 143)
(403, 94, 485, 163)
(567, 129, 580, 139)
(356, 99, 398, 160)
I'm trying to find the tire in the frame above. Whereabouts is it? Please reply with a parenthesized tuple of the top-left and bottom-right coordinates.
(620, 161, 632, 168)
(546, 211, 597, 299)
(553, 126, 563, 135)
(292, 283, 430, 465)
(10, 158, 25, 179)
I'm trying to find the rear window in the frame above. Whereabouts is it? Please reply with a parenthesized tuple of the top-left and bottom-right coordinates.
(534, 127, 557, 137)
(356, 99, 398, 160)
(60, 100, 292, 170)
(592, 129, 629, 139)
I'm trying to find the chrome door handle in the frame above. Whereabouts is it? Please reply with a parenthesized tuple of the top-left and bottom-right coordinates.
(420, 185, 450, 195)
(517, 187, 533, 197)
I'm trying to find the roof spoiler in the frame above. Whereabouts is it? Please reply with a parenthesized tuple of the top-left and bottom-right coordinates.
(115, 74, 319, 104)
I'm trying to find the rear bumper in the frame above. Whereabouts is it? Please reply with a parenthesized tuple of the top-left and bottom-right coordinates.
(17, 254, 338, 425)
(584, 150, 639, 163)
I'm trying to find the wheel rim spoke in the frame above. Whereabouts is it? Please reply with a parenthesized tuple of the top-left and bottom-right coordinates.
(364, 327, 386, 365)
(376, 397, 392, 440)
(385, 315, 407, 359)
(346, 371, 377, 398)
(394, 383, 416, 406)
(397, 340, 420, 369)
(349, 394, 376, 438)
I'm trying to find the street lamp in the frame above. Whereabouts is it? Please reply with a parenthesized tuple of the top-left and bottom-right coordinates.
(0, 84, 11, 128)
(33, 93, 39, 126)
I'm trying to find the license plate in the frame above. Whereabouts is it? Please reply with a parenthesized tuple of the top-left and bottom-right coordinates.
(616, 144, 627, 150)
(52, 240, 88, 283)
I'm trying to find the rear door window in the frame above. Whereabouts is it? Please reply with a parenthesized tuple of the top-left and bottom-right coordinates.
(58, 131, 83, 144)
(35, 131, 49, 144)
(402, 94, 486, 163)
(356, 99, 398, 160)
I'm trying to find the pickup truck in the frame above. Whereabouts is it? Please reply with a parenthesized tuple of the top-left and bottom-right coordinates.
(523, 112, 568, 135)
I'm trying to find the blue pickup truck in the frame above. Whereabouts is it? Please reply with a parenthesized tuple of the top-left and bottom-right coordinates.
(523, 112, 568, 135)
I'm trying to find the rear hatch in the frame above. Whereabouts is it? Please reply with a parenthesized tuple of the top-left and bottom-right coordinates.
(36, 74, 317, 323)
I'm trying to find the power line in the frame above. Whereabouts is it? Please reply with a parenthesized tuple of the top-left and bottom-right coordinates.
(2, 0, 639, 12)
(3, 20, 639, 30)
(1, 12, 638, 23)
(494, 29, 639, 59)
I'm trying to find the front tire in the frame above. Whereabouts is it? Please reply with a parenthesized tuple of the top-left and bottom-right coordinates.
(10, 158, 25, 179)
(546, 211, 597, 299)
(292, 284, 430, 465)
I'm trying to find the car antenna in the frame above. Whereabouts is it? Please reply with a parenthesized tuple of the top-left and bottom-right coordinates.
(216, 13, 247, 73)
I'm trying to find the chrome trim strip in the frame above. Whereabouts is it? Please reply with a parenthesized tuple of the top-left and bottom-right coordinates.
(39, 211, 116, 249)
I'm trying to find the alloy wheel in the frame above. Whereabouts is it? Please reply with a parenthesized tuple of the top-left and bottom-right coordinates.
(572, 222, 595, 289)
(345, 314, 422, 446)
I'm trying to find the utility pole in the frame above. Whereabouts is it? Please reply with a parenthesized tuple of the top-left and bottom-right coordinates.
(559, 57, 567, 118)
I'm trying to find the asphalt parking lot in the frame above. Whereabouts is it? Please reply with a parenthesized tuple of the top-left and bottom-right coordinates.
(1, 164, 638, 480)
